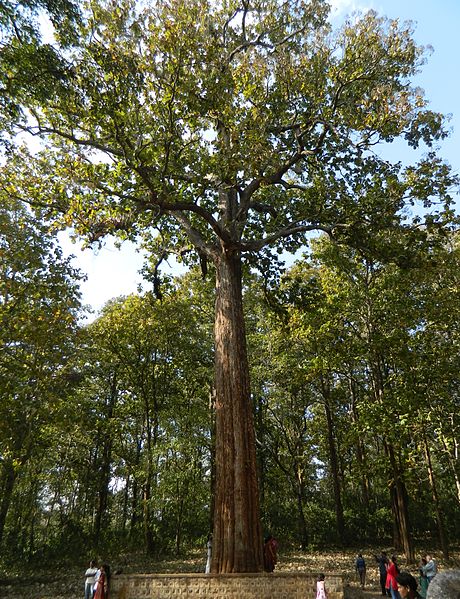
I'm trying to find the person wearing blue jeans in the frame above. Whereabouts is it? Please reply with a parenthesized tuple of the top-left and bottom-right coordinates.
(84, 560, 98, 599)
(387, 555, 401, 599)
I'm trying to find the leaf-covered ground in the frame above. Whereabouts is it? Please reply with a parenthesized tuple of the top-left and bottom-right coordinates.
(1, 546, 459, 598)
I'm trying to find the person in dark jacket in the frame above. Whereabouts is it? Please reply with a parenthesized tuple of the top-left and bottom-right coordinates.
(263, 535, 278, 572)
(355, 553, 366, 589)
(375, 551, 390, 596)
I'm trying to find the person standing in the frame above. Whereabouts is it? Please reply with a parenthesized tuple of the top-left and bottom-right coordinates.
(396, 571, 422, 599)
(386, 555, 401, 599)
(419, 557, 429, 598)
(316, 573, 329, 599)
(84, 560, 98, 599)
(424, 555, 438, 585)
(263, 535, 278, 572)
(94, 563, 110, 599)
(375, 551, 390, 596)
(205, 533, 212, 574)
(355, 553, 366, 589)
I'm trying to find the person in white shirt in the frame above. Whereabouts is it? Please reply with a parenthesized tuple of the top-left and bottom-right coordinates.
(205, 533, 212, 574)
(84, 560, 98, 599)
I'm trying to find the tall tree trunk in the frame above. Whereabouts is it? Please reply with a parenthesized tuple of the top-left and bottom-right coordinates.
(441, 433, 460, 507)
(94, 372, 116, 542)
(130, 439, 142, 538)
(387, 444, 414, 562)
(390, 483, 402, 550)
(142, 431, 155, 555)
(423, 432, 449, 559)
(143, 356, 160, 556)
(295, 480, 309, 550)
(370, 353, 413, 561)
(211, 250, 263, 573)
(349, 375, 370, 507)
(122, 473, 130, 536)
(174, 492, 184, 556)
(94, 436, 112, 543)
(0, 461, 17, 545)
(321, 376, 346, 545)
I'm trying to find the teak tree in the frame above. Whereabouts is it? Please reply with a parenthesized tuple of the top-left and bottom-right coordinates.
(2, 0, 457, 569)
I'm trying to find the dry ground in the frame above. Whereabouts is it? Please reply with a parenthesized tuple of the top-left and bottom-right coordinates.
(1, 546, 459, 598)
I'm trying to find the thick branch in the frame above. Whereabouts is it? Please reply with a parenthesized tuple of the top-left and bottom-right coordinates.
(171, 211, 217, 259)
(154, 198, 231, 244)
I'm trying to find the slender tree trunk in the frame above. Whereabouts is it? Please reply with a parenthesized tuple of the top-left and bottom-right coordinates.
(387, 444, 414, 562)
(143, 357, 160, 556)
(122, 473, 130, 536)
(349, 375, 370, 507)
(94, 437, 112, 542)
(175, 492, 184, 556)
(295, 480, 309, 549)
(320, 376, 346, 545)
(0, 462, 17, 545)
(390, 484, 402, 550)
(211, 250, 263, 573)
(370, 352, 413, 561)
(423, 433, 449, 559)
(130, 439, 142, 538)
(143, 435, 155, 554)
(441, 434, 460, 506)
(94, 372, 116, 543)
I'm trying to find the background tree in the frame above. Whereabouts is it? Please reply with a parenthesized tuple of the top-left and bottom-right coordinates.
(80, 278, 214, 555)
(269, 234, 460, 559)
(0, 197, 82, 553)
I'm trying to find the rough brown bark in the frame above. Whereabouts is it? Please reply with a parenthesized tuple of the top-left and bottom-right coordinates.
(211, 250, 263, 573)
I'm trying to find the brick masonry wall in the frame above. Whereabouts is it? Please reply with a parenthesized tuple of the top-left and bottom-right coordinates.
(111, 572, 343, 599)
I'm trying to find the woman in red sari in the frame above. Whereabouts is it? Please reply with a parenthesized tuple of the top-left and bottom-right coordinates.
(386, 555, 401, 599)
(94, 563, 110, 599)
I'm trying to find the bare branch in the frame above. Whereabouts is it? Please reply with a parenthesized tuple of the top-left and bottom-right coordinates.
(17, 122, 125, 158)
(240, 221, 331, 252)
(227, 31, 271, 62)
(227, 22, 311, 63)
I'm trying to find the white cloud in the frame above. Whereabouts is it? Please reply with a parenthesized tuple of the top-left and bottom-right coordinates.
(329, 0, 371, 19)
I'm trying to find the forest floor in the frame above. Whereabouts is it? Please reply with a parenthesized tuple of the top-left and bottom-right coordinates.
(1, 545, 459, 598)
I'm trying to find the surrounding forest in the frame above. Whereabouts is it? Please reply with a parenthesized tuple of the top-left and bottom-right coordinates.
(2, 219, 460, 566)
(1, 0, 460, 577)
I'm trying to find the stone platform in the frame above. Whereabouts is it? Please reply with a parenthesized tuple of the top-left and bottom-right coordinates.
(110, 571, 343, 598)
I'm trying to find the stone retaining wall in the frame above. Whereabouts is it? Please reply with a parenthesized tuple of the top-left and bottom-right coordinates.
(111, 572, 343, 599)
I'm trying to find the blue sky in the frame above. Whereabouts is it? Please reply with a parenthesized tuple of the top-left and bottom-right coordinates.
(62, 0, 460, 314)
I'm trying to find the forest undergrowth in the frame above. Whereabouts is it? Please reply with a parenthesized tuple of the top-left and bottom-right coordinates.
(1, 545, 460, 599)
